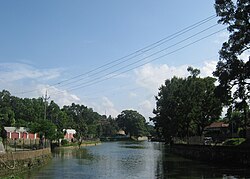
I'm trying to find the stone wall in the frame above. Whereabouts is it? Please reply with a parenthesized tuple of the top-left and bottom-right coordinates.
(0, 148, 52, 176)
(170, 144, 250, 166)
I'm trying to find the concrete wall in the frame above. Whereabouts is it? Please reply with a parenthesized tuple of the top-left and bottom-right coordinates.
(170, 144, 250, 166)
(0, 148, 52, 176)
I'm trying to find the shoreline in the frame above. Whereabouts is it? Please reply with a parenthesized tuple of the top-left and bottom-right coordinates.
(55, 141, 101, 149)
(170, 143, 250, 167)
(0, 148, 52, 177)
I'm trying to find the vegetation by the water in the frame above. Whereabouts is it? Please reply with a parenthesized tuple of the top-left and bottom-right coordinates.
(0, 90, 154, 147)
(61, 140, 100, 147)
(151, 68, 222, 143)
(151, 0, 249, 143)
(1, 175, 23, 179)
(222, 138, 246, 146)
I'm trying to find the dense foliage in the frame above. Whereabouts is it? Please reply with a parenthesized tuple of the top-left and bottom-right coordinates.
(151, 68, 222, 143)
(213, 0, 250, 134)
(116, 110, 149, 137)
(0, 90, 151, 144)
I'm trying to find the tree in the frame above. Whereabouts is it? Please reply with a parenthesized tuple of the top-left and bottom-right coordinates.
(62, 103, 103, 147)
(116, 110, 148, 137)
(0, 90, 15, 139)
(152, 68, 222, 143)
(213, 0, 250, 136)
(100, 115, 119, 137)
(192, 77, 222, 136)
(28, 119, 57, 147)
(152, 77, 189, 142)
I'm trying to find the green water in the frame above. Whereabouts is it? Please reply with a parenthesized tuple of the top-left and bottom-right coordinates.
(15, 141, 250, 178)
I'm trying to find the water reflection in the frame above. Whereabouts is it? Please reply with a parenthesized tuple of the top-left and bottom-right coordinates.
(162, 148, 250, 179)
(18, 142, 250, 179)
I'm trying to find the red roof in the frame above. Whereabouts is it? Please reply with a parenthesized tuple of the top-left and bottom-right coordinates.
(206, 122, 229, 128)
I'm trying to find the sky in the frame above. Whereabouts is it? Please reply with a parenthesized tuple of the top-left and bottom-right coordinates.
(0, 0, 232, 121)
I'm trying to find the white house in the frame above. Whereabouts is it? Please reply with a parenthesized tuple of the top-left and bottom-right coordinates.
(63, 129, 76, 141)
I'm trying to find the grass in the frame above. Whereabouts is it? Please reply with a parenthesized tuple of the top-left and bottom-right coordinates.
(61, 140, 100, 147)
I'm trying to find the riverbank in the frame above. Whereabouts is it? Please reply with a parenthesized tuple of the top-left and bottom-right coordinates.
(0, 148, 52, 177)
(170, 143, 250, 166)
(57, 141, 101, 149)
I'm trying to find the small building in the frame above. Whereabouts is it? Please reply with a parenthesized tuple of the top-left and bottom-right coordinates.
(63, 129, 76, 141)
(4, 127, 39, 139)
(204, 122, 230, 142)
(116, 130, 126, 136)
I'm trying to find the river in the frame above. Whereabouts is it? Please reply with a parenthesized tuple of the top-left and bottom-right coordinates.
(20, 141, 250, 179)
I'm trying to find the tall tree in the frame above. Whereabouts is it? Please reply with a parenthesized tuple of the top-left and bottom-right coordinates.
(213, 0, 250, 135)
(152, 77, 184, 142)
(0, 90, 15, 139)
(116, 110, 148, 137)
(192, 77, 222, 136)
(152, 68, 222, 143)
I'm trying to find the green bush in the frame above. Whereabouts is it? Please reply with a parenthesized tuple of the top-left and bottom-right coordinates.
(222, 138, 246, 146)
(61, 139, 69, 146)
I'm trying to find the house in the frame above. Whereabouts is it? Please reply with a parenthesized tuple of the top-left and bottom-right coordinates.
(63, 129, 76, 141)
(116, 129, 126, 136)
(4, 127, 39, 139)
(204, 122, 230, 142)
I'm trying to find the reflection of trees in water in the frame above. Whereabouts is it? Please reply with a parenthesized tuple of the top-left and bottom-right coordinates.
(53, 148, 93, 160)
(154, 143, 165, 178)
(162, 150, 250, 178)
(117, 142, 165, 178)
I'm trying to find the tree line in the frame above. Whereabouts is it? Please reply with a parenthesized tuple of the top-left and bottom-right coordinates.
(152, 0, 249, 143)
(151, 67, 223, 142)
(0, 90, 152, 146)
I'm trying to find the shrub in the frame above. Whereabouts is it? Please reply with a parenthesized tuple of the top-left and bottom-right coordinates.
(222, 138, 246, 146)
(61, 139, 68, 146)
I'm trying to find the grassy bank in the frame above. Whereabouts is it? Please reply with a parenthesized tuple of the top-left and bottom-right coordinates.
(59, 140, 101, 148)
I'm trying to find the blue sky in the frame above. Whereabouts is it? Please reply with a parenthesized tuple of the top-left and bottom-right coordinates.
(0, 1, 231, 120)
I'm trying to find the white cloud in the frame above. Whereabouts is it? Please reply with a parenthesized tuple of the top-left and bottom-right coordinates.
(134, 63, 189, 93)
(44, 86, 81, 107)
(200, 60, 217, 77)
(239, 50, 250, 62)
(129, 92, 137, 98)
(88, 96, 119, 118)
(0, 62, 62, 83)
(137, 97, 155, 122)
(134, 61, 218, 94)
(213, 31, 229, 45)
(101, 97, 119, 117)
(139, 100, 152, 111)
(0, 62, 82, 107)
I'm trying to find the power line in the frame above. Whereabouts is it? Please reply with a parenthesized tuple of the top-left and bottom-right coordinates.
(44, 26, 226, 97)
(63, 23, 220, 90)
(67, 28, 226, 92)
(56, 15, 217, 88)
(16, 14, 217, 95)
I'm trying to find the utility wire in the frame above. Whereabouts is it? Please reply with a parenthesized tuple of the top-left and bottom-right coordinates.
(64, 23, 220, 90)
(56, 15, 217, 88)
(43, 26, 225, 97)
(16, 14, 216, 95)
(67, 28, 226, 92)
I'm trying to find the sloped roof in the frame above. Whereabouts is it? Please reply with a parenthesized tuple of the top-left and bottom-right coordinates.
(4, 127, 28, 133)
(206, 122, 229, 129)
(63, 129, 76, 134)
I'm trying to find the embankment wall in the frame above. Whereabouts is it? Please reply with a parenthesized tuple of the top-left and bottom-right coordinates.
(0, 148, 52, 176)
(170, 144, 250, 166)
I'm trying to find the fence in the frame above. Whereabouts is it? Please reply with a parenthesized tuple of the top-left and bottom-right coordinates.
(3, 138, 50, 152)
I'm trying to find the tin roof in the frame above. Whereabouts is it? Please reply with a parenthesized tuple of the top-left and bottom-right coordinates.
(4, 127, 28, 133)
